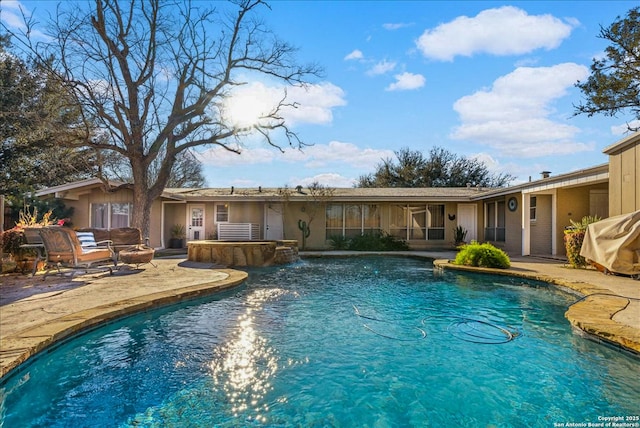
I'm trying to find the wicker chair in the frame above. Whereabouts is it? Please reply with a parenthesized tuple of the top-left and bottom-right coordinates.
(38, 226, 116, 278)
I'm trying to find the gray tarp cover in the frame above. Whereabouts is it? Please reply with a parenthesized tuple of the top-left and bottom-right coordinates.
(580, 210, 640, 275)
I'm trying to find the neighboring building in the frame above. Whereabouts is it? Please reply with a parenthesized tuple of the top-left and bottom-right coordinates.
(35, 133, 640, 257)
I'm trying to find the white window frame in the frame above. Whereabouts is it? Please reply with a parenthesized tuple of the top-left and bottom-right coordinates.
(215, 203, 229, 223)
(530, 196, 537, 222)
(90, 202, 132, 229)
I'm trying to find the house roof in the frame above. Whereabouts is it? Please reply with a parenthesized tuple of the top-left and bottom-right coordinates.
(603, 131, 640, 155)
(36, 160, 612, 204)
(162, 186, 489, 202)
(35, 178, 126, 200)
(470, 163, 609, 199)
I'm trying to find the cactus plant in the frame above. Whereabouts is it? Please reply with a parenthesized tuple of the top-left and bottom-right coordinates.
(298, 219, 311, 249)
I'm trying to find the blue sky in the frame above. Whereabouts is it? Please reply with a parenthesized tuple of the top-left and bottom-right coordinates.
(3, 1, 638, 188)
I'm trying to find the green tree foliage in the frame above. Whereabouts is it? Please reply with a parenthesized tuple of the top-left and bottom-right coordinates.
(0, 35, 97, 220)
(575, 7, 640, 129)
(357, 147, 514, 188)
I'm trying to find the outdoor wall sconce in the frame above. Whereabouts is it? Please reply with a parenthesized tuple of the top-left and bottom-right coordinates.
(448, 214, 456, 221)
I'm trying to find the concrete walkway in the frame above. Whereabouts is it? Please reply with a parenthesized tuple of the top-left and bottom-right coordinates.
(0, 259, 247, 378)
(1, 252, 638, 380)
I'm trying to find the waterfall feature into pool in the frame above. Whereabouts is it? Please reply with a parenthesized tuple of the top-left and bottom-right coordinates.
(1, 256, 638, 427)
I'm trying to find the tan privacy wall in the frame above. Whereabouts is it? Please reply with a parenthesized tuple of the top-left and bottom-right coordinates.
(607, 134, 639, 216)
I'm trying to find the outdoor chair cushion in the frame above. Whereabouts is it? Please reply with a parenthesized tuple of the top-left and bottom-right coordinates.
(76, 232, 97, 248)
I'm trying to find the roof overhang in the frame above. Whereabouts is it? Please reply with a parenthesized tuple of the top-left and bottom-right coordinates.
(603, 131, 640, 155)
(472, 163, 609, 199)
(35, 178, 126, 201)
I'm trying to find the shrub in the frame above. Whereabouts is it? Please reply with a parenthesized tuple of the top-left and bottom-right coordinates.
(453, 241, 510, 269)
(563, 215, 601, 268)
(349, 232, 386, 251)
(1, 228, 27, 258)
(328, 234, 350, 250)
(328, 232, 409, 251)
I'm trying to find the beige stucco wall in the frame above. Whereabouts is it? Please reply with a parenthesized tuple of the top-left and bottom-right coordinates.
(504, 195, 522, 255)
(608, 142, 639, 216)
(481, 194, 521, 256)
(161, 202, 187, 247)
(228, 202, 263, 224)
(55, 187, 134, 231)
(554, 183, 608, 256)
(530, 194, 552, 255)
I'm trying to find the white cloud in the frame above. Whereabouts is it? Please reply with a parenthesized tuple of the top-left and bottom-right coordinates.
(284, 83, 347, 125)
(344, 49, 364, 61)
(451, 63, 592, 157)
(383, 22, 413, 30)
(0, 1, 49, 40)
(611, 120, 640, 135)
(367, 60, 397, 76)
(296, 141, 394, 169)
(386, 72, 425, 91)
(296, 173, 356, 188)
(198, 140, 393, 171)
(222, 81, 346, 128)
(416, 6, 575, 61)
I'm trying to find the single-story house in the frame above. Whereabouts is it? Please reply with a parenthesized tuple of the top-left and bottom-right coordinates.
(34, 132, 640, 257)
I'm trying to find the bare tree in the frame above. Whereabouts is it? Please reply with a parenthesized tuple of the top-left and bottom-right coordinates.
(6, 0, 321, 236)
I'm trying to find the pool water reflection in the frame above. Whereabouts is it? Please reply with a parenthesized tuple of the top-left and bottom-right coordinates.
(1, 257, 639, 427)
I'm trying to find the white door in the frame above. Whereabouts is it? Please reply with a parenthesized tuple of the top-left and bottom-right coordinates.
(457, 204, 477, 242)
(265, 204, 284, 240)
(187, 205, 205, 241)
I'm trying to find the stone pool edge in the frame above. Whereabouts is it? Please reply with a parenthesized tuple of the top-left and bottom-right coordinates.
(0, 269, 247, 380)
(433, 259, 640, 355)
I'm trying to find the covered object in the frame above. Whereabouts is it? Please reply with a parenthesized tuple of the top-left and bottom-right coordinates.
(580, 210, 640, 276)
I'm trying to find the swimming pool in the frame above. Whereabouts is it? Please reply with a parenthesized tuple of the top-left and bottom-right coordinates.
(1, 257, 639, 427)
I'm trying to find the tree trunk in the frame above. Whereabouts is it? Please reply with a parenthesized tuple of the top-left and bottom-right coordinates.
(130, 161, 154, 240)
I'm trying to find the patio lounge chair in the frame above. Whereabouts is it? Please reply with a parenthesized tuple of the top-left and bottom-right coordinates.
(38, 226, 116, 279)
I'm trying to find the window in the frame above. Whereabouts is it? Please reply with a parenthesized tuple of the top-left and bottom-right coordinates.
(91, 203, 108, 228)
(427, 204, 445, 240)
(389, 204, 408, 239)
(530, 196, 537, 222)
(409, 206, 426, 239)
(90, 203, 132, 229)
(215, 204, 229, 222)
(344, 204, 362, 238)
(325, 204, 343, 239)
(388, 204, 445, 241)
(362, 204, 381, 233)
(325, 204, 381, 239)
(484, 201, 506, 242)
(111, 203, 131, 228)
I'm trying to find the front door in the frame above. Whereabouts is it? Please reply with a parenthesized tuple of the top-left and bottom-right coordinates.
(188, 205, 205, 241)
(265, 204, 284, 240)
(457, 204, 477, 242)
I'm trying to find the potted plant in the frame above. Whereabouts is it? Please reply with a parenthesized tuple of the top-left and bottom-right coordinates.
(1, 207, 55, 273)
(564, 216, 600, 268)
(169, 224, 186, 248)
(453, 225, 468, 247)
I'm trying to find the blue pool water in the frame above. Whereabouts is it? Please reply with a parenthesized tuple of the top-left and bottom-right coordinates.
(1, 257, 639, 427)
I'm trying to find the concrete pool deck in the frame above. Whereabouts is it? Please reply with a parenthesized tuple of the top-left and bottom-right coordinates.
(1, 252, 638, 379)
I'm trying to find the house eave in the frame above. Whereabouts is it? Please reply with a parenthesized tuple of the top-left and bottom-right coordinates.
(603, 131, 640, 154)
(471, 163, 609, 200)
